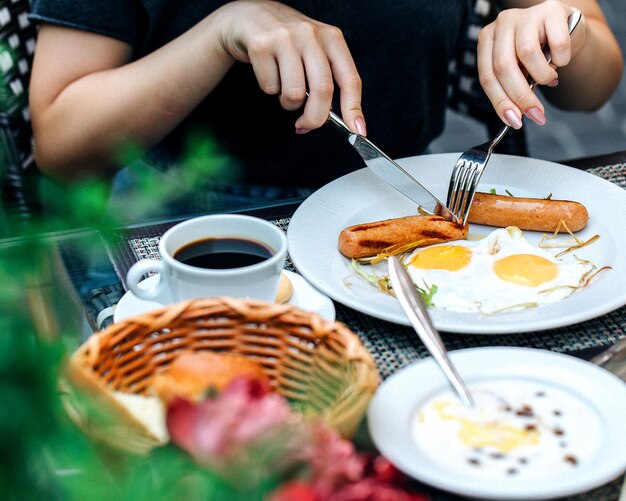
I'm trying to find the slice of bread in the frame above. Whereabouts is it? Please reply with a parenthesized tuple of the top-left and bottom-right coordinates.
(61, 356, 168, 455)
(110, 391, 167, 442)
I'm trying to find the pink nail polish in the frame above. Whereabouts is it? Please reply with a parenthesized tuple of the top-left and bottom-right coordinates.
(504, 110, 523, 130)
(547, 78, 559, 87)
(295, 128, 310, 135)
(356, 117, 366, 136)
(526, 107, 546, 126)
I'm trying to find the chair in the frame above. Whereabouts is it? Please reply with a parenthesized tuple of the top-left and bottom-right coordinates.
(0, 0, 41, 237)
(447, 0, 529, 157)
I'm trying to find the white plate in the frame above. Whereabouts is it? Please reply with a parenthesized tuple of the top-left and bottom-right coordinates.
(287, 153, 626, 333)
(367, 347, 626, 500)
(113, 270, 336, 323)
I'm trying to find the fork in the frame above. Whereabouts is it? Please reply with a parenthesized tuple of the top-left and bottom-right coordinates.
(446, 9, 582, 225)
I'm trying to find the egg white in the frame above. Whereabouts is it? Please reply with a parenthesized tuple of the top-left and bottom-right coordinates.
(412, 379, 602, 480)
(405, 227, 594, 314)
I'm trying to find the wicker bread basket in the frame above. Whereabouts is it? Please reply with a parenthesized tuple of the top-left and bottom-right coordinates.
(62, 297, 380, 454)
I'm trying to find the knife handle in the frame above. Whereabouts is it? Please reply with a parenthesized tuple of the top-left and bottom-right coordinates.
(304, 90, 355, 138)
(327, 110, 354, 138)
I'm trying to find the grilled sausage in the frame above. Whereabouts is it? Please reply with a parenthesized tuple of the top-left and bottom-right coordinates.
(467, 193, 588, 232)
(338, 215, 469, 259)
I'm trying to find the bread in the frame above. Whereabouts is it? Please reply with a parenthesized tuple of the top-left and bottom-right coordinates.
(153, 351, 269, 404)
(62, 350, 270, 454)
(110, 392, 167, 442)
(61, 357, 168, 454)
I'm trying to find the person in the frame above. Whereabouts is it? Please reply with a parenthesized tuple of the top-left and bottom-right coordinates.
(28, 0, 622, 208)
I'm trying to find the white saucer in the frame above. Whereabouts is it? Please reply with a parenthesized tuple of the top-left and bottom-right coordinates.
(113, 270, 336, 323)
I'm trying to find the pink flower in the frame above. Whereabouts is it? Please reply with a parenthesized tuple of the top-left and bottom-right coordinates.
(299, 421, 366, 498)
(167, 376, 309, 481)
(167, 375, 430, 501)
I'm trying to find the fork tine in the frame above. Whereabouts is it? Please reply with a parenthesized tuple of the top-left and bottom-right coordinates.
(457, 167, 481, 224)
(448, 161, 473, 215)
(447, 162, 463, 211)
(446, 162, 462, 208)
(448, 134, 501, 224)
(451, 165, 474, 219)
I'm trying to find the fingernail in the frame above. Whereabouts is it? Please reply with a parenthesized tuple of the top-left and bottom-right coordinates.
(547, 78, 559, 87)
(295, 128, 310, 135)
(355, 117, 367, 136)
(526, 107, 546, 126)
(504, 109, 523, 130)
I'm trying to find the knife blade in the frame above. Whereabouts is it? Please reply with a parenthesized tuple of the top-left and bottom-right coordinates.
(327, 110, 459, 224)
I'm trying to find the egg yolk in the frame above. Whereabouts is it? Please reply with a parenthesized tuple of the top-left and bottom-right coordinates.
(426, 401, 540, 453)
(409, 245, 472, 271)
(494, 254, 558, 287)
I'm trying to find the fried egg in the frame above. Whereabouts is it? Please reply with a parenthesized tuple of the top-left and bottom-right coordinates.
(405, 227, 594, 314)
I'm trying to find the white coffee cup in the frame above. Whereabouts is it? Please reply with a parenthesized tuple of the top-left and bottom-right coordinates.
(125, 214, 288, 305)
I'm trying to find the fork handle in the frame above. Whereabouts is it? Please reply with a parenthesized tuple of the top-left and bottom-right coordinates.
(490, 124, 510, 153)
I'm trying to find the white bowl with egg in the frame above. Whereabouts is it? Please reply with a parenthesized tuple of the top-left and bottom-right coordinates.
(367, 347, 626, 500)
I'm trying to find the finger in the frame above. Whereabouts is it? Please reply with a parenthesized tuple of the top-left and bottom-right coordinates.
(319, 25, 365, 135)
(294, 33, 335, 130)
(274, 43, 307, 111)
(543, 10, 573, 69)
(490, 20, 547, 125)
(477, 25, 523, 129)
(515, 21, 559, 86)
(249, 51, 281, 95)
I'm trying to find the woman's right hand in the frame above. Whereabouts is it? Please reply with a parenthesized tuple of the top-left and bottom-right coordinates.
(214, 0, 366, 135)
(30, 0, 366, 179)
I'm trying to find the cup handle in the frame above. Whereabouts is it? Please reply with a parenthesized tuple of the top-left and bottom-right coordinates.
(126, 259, 168, 302)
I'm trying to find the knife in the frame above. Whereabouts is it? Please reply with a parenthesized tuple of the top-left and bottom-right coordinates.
(326, 110, 459, 224)
(388, 255, 474, 406)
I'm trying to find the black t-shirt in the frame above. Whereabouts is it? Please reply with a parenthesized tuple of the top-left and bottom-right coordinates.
(30, 0, 470, 189)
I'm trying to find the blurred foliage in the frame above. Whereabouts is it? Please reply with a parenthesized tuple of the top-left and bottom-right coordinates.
(105, 127, 241, 223)
(0, 129, 251, 499)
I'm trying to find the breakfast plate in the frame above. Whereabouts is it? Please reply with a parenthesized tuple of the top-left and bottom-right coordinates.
(287, 153, 626, 334)
(367, 346, 626, 500)
(114, 270, 336, 323)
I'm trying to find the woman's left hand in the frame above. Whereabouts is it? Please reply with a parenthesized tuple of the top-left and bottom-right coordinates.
(477, 0, 583, 129)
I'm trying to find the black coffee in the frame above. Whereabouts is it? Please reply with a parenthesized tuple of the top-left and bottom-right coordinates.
(173, 237, 273, 269)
